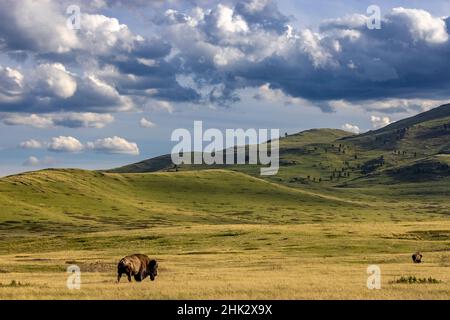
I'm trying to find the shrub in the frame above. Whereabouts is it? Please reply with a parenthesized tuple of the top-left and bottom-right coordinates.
(0, 280, 31, 287)
(392, 276, 442, 284)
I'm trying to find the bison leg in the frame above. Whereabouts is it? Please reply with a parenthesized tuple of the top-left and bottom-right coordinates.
(127, 273, 132, 282)
(117, 272, 122, 283)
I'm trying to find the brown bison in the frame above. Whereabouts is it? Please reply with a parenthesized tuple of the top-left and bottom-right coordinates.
(117, 254, 158, 283)
(412, 252, 423, 263)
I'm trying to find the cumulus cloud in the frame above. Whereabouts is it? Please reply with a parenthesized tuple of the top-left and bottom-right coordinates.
(19, 139, 43, 149)
(253, 83, 333, 112)
(22, 156, 40, 166)
(0, 66, 24, 103)
(48, 136, 84, 153)
(149, 3, 450, 110)
(19, 135, 139, 156)
(0, 63, 135, 114)
(139, 117, 155, 128)
(371, 116, 392, 129)
(51, 113, 114, 128)
(1, 112, 114, 128)
(2, 114, 54, 128)
(86, 136, 139, 155)
(0, 0, 195, 116)
(31, 63, 77, 99)
(320, 98, 450, 115)
(0, 0, 79, 53)
(214, 4, 249, 34)
(0, 0, 450, 116)
(341, 123, 360, 134)
(22, 155, 56, 167)
(387, 7, 448, 44)
(146, 100, 174, 113)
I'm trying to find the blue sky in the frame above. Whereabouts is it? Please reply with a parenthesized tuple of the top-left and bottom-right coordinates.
(1, 0, 450, 176)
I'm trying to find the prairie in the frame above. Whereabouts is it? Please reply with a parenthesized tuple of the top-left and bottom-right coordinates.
(1, 219, 450, 299)
(1, 104, 449, 299)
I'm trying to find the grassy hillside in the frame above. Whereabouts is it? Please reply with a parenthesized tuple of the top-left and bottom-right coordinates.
(109, 105, 450, 189)
(355, 103, 450, 137)
(0, 169, 361, 234)
(109, 128, 353, 174)
(1, 168, 449, 236)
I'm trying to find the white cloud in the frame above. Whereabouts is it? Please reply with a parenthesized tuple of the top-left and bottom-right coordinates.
(52, 113, 114, 128)
(0, 61, 135, 114)
(147, 100, 174, 113)
(153, 4, 450, 109)
(0, 0, 80, 53)
(322, 14, 367, 30)
(341, 123, 360, 134)
(86, 136, 139, 155)
(20, 134, 139, 156)
(1, 1, 449, 118)
(32, 63, 77, 99)
(139, 117, 155, 128)
(388, 8, 449, 44)
(215, 4, 249, 33)
(300, 29, 334, 68)
(253, 83, 333, 111)
(48, 136, 84, 153)
(0, 1, 140, 55)
(78, 13, 137, 54)
(82, 75, 134, 112)
(1, 112, 114, 129)
(22, 156, 40, 166)
(213, 47, 245, 66)
(371, 116, 392, 129)
(2, 114, 53, 128)
(19, 139, 43, 149)
(0, 66, 24, 103)
(22, 155, 56, 167)
(326, 98, 450, 114)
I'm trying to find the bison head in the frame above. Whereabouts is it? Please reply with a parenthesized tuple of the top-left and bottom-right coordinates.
(412, 252, 422, 263)
(148, 259, 158, 281)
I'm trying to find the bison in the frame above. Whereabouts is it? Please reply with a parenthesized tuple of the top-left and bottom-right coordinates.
(117, 254, 158, 283)
(412, 252, 423, 263)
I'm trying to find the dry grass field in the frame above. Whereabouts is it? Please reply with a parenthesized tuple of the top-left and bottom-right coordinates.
(1, 222, 449, 299)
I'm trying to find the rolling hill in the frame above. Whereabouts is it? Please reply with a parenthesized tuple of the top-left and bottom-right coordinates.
(1, 104, 449, 235)
(109, 104, 450, 187)
(0, 169, 368, 234)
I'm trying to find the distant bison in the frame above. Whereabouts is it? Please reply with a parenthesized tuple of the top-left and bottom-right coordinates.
(412, 252, 423, 263)
(117, 254, 158, 283)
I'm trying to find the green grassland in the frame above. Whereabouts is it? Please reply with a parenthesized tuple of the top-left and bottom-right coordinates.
(0, 169, 449, 299)
(0, 105, 449, 299)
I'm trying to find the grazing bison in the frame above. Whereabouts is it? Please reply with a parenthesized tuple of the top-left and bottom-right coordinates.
(117, 254, 158, 283)
(412, 252, 423, 263)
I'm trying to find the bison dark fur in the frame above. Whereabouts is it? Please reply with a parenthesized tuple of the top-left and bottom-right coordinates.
(117, 254, 158, 283)
(412, 252, 423, 264)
